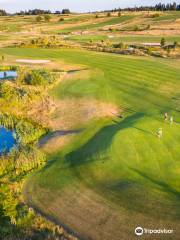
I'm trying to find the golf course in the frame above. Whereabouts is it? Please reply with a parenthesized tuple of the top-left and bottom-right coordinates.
(0, 5, 180, 240)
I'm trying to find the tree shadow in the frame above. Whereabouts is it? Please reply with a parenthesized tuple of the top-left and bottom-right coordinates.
(65, 112, 145, 168)
(133, 126, 155, 136)
(38, 129, 83, 147)
(129, 167, 180, 199)
(67, 68, 89, 75)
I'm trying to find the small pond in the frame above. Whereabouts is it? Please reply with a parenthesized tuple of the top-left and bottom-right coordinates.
(0, 71, 17, 80)
(0, 127, 16, 154)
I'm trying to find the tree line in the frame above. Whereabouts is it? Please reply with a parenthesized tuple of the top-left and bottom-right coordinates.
(15, 8, 71, 15)
(0, 8, 71, 16)
(0, 9, 7, 16)
(109, 2, 180, 12)
(0, 2, 180, 17)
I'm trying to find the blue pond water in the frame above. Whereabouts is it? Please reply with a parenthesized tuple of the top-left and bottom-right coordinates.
(0, 127, 15, 154)
(0, 71, 17, 80)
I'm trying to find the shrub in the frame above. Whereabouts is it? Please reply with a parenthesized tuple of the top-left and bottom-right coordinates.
(161, 37, 166, 48)
(152, 13, 160, 18)
(147, 48, 152, 55)
(173, 41, 178, 48)
(44, 14, 51, 22)
(36, 15, 43, 22)
(134, 25, 139, 31)
(146, 24, 151, 30)
(59, 17, 64, 22)
(113, 42, 126, 49)
(25, 71, 45, 85)
(16, 68, 55, 86)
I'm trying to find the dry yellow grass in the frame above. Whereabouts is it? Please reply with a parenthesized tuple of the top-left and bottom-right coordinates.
(49, 98, 119, 130)
(24, 181, 179, 240)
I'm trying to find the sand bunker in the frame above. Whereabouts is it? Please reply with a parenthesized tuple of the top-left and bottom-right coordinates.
(16, 59, 51, 64)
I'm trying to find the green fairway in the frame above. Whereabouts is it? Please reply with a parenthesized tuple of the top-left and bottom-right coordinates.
(67, 34, 180, 44)
(1, 48, 180, 239)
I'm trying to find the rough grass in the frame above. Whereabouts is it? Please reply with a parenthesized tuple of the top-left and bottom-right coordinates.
(49, 15, 134, 33)
(153, 11, 180, 21)
(1, 47, 180, 240)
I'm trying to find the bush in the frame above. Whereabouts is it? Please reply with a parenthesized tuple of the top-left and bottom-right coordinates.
(113, 42, 126, 49)
(173, 41, 178, 48)
(147, 48, 152, 55)
(44, 14, 51, 22)
(0, 65, 18, 71)
(16, 68, 56, 86)
(36, 15, 43, 22)
(59, 17, 64, 22)
(161, 37, 166, 48)
(133, 25, 139, 31)
(25, 71, 44, 85)
(152, 13, 160, 18)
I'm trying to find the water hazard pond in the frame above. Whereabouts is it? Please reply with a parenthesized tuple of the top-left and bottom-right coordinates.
(0, 127, 16, 154)
(0, 71, 17, 80)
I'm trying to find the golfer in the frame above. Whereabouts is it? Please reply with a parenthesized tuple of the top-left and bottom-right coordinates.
(157, 128, 163, 139)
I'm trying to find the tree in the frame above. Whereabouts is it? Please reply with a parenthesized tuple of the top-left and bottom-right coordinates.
(44, 15, 51, 22)
(0, 9, 7, 16)
(160, 37, 166, 48)
(172, 2, 177, 10)
(62, 9, 71, 14)
(36, 15, 43, 22)
(173, 41, 178, 48)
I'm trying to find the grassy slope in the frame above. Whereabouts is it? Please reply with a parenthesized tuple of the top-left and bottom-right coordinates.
(153, 11, 180, 21)
(0, 48, 180, 239)
(67, 34, 180, 44)
(51, 15, 134, 33)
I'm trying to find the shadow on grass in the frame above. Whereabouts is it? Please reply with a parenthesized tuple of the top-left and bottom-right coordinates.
(130, 167, 180, 199)
(38, 129, 83, 147)
(67, 68, 89, 74)
(97, 164, 180, 220)
(109, 167, 180, 219)
(66, 112, 145, 168)
(41, 112, 144, 172)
